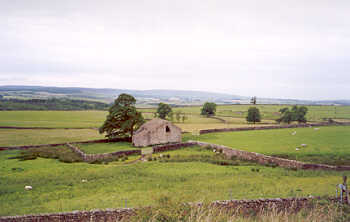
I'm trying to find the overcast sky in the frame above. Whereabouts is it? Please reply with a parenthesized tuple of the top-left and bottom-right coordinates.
(1, 0, 349, 100)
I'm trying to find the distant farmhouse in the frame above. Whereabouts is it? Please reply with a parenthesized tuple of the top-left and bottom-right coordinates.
(132, 118, 182, 147)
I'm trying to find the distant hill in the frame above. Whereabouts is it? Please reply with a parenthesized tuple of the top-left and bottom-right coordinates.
(0, 85, 349, 107)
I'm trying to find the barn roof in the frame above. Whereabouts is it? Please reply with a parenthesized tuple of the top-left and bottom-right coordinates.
(134, 118, 181, 135)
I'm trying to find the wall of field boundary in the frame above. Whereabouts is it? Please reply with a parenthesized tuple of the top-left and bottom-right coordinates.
(0, 197, 336, 222)
(66, 143, 141, 162)
(199, 122, 350, 134)
(65, 142, 197, 162)
(190, 140, 350, 171)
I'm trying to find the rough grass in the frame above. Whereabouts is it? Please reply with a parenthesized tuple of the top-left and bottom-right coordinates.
(0, 129, 104, 147)
(1, 148, 350, 216)
(0, 110, 107, 128)
(184, 126, 350, 165)
(130, 196, 350, 222)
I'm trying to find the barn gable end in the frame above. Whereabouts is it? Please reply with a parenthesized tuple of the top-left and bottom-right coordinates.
(132, 118, 182, 147)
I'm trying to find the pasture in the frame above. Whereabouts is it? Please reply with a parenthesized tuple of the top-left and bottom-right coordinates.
(0, 129, 104, 147)
(1, 148, 349, 216)
(185, 125, 350, 165)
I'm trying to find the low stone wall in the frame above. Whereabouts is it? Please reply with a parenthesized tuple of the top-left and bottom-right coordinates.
(66, 143, 141, 162)
(152, 142, 197, 153)
(0, 208, 135, 222)
(0, 138, 131, 151)
(0, 197, 335, 222)
(199, 122, 350, 134)
(191, 141, 350, 171)
(212, 197, 321, 214)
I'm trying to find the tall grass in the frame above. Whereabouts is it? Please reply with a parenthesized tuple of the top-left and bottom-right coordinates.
(129, 196, 350, 222)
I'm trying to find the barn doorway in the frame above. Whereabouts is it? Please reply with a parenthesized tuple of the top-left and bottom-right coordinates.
(166, 126, 170, 133)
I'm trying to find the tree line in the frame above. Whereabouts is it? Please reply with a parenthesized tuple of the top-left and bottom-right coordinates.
(0, 98, 110, 110)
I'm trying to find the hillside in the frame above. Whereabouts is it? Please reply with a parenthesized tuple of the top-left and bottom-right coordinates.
(0, 85, 349, 107)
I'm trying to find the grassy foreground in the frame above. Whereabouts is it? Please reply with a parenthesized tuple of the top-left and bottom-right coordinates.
(185, 125, 350, 165)
(1, 148, 349, 216)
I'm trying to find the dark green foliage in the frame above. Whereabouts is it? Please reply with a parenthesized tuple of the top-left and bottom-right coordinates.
(277, 105, 308, 124)
(156, 103, 173, 119)
(16, 146, 83, 163)
(200, 102, 217, 117)
(246, 107, 261, 124)
(99, 94, 144, 139)
(250, 96, 257, 105)
(0, 98, 109, 110)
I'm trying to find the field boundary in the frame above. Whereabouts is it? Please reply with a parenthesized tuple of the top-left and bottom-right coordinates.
(199, 122, 350, 134)
(66, 143, 141, 162)
(0, 196, 336, 221)
(191, 141, 350, 171)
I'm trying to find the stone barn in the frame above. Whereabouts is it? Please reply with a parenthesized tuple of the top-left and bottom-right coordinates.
(132, 118, 182, 147)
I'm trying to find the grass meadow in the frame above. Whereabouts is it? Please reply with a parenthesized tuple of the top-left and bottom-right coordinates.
(1, 148, 349, 216)
(0, 111, 107, 128)
(185, 125, 350, 165)
(0, 129, 104, 147)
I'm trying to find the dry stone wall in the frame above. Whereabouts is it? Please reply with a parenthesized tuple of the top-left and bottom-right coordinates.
(0, 197, 335, 222)
(66, 143, 140, 162)
(152, 142, 197, 153)
(191, 141, 350, 171)
(0, 208, 135, 222)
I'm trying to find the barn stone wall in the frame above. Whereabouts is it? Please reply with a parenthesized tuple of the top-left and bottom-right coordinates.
(132, 123, 181, 147)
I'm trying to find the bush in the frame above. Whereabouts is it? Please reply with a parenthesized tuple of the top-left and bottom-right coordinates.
(16, 146, 83, 163)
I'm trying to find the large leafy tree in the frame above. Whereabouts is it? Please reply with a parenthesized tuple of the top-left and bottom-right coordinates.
(99, 94, 144, 139)
(246, 107, 261, 124)
(201, 102, 217, 117)
(277, 105, 308, 124)
(156, 103, 173, 119)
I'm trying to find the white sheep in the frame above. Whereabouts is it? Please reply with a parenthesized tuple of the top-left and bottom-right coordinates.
(295, 148, 300, 151)
(291, 131, 297, 136)
(301, 144, 307, 147)
(81, 179, 88, 183)
(25, 186, 32, 190)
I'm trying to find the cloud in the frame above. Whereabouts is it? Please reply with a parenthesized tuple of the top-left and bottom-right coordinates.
(0, 0, 350, 100)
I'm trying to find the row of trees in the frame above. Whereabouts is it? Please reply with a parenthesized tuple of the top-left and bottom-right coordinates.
(246, 105, 308, 124)
(0, 98, 110, 110)
(99, 93, 309, 139)
(155, 103, 188, 122)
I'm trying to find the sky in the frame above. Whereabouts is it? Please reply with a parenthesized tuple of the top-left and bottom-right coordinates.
(0, 0, 349, 100)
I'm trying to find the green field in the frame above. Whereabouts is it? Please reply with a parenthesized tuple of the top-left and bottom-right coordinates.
(0, 129, 104, 147)
(185, 125, 350, 165)
(1, 105, 349, 130)
(0, 111, 107, 128)
(1, 148, 349, 216)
